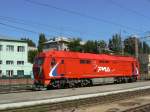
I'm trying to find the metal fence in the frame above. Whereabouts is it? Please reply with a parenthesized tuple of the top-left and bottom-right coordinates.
(0, 74, 150, 93)
(140, 74, 150, 80)
(0, 76, 33, 93)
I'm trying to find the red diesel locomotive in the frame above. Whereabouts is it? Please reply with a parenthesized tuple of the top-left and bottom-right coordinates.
(33, 50, 140, 89)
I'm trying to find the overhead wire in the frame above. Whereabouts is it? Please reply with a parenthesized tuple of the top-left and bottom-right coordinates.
(0, 22, 55, 37)
(24, 0, 145, 33)
(108, 0, 150, 21)
(0, 17, 67, 37)
(0, 15, 98, 38)
(0, 18, 88, 39)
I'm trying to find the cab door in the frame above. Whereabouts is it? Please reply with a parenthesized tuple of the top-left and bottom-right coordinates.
(59, 59, 66, 77)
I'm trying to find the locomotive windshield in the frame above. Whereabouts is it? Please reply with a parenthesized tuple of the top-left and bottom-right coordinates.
(34, 58, 44, 65)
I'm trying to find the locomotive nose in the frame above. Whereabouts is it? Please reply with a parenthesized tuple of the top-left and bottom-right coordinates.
(33, 57, 45, 88)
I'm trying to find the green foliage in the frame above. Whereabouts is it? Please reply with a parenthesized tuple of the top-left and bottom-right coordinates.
(38, 33, 47, 52)
(21, 38, 36, 47)
(28, 50, 38, 64)
(143, 41, 150, 54)
(67, 38, 83, 52)
(67, 38, 108, 54)
(138, 41, 143, 54)
(124, 37, 150, 56)
(108, 34, 122, 54)
(124, 37, 150, 74)
(21, 38, 38, 64)
(124, 37, 136, 56)
(83, 40, 98, 53)
(97, 40, 107, 53)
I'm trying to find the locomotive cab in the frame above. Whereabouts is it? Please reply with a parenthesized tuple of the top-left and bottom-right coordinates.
(33, 57, 45, 89)
(33, 51, 58, 89)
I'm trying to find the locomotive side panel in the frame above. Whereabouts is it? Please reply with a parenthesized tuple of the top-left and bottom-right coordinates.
(106, 61, 133, 77)
(59, 58, 94, 78)
(61, 58, 79, 78)
(55, 58, 136, 79)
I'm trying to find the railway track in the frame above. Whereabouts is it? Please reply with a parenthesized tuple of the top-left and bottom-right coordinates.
(122, 103, 150, 112)
(2, 87, 150, 112)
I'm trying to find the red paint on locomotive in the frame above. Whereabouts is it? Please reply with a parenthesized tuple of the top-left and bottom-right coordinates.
(33, 50, 140, 87)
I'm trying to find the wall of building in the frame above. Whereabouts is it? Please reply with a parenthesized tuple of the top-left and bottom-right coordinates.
(0, 40, 32, 77)
(43, 42, 69, 51)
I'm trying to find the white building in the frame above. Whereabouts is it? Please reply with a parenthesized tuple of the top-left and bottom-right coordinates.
(0, 37, 32, 77)
(43, 36, 86, 51)
(43, 37, 71, 51)
(28, 46, 37, 51)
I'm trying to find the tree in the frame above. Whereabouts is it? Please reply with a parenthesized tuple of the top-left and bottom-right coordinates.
(21, 38, 36, 47)
(138, 41, 143, 54)
(67, 38, 107, 54)
(108, 34, 122, 54)
(143, 41, 150, 54)
(124, 37, 143, 56)
(67, 38, 83, 52)
(97, 40, 107, 53)
(28, 50, 38, 64)
(83, 40, 98, 53)
(124, 37, 135, 56)
(38, 33, 47, 52)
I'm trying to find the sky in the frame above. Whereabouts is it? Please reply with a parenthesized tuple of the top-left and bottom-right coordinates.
(0, 0, 150, 44)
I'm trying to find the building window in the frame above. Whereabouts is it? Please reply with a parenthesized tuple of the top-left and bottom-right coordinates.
(17, 46, 25, 52)
(6, 70, 13, 77)
(17, 70, 24, 76)
(0, 60, 2, 64)
(6, 45, 14, 51)
(6, 60, 14, 65)
(0, 45, 2, 51)
(17, 61, 24, 65)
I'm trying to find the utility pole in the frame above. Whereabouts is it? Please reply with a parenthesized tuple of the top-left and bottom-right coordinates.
(135, 37, 139, 59)
(119, 29, 126, 55)
(119, 39, 124, 55)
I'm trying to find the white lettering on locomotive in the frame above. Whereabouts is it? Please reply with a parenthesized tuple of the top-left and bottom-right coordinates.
(97, 66, 110, 72)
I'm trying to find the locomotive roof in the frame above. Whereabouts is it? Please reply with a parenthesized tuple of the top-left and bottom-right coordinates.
(39, 50, 137, 61)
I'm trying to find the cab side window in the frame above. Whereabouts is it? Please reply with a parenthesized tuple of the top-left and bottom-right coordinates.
(61, 60, 64, 64)
(80, 60, 91, 64)
(51, 58, 56, 67)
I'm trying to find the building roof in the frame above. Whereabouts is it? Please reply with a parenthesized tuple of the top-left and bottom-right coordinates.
(0, 36, 27, 43)
(44, 37, 71, 44)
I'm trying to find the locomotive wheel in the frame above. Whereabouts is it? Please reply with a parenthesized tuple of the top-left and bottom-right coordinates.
(128, 78, 133, 83)
(114, 77, 120, 84)
(60, 79, 67, 89)
(131, 76, 137, 82)
(51, 80, 60, 88)
(80, 79, 89, 87)
(68, 79, 75, 88)
(34, 84, 46, 91)
(86, 79, 92, 86)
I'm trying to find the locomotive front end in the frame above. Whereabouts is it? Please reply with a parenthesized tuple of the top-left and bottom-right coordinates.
(33, 56, 45, 89)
